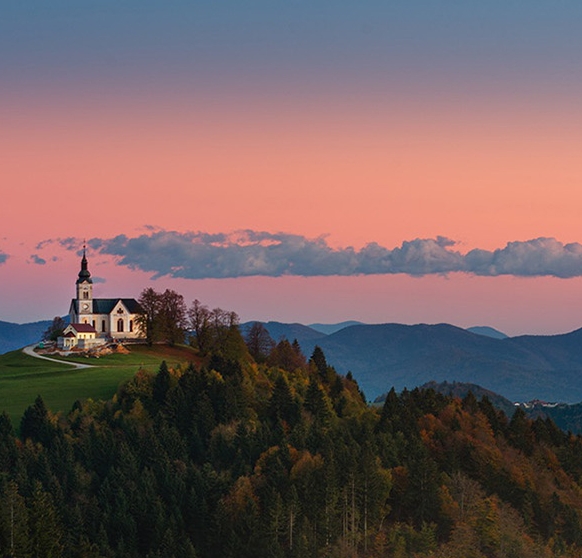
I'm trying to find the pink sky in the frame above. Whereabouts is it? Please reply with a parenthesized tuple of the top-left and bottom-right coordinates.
(2, 92, 582, 335)
(2, 3, 582, 335)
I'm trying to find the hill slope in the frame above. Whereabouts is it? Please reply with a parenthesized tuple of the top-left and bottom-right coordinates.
(3, 349, 582, 557)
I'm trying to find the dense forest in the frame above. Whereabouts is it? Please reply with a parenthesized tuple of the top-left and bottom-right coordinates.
(3, 318, 582, 557)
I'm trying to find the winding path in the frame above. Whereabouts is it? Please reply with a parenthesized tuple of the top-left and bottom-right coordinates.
(22, 345, 94, 369)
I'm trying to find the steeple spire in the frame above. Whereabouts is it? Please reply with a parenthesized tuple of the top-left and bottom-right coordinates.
(76, 242, 93, 284)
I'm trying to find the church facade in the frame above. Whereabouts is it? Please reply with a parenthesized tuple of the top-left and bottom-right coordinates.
(65, 249, 143, 344)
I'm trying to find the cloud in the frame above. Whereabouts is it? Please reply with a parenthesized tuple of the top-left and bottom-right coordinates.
(30, 254, 47, 265)
(50, 231, 582, 280)
(465, 238, 582, 278)
(0, 252, 7, 265)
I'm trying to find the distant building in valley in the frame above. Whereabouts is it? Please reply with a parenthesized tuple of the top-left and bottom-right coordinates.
(57, 247, 143, 349)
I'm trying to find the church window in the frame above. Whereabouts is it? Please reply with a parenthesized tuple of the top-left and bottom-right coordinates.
(83, 291, 89, 299)
(102, 320, 106, 332)
(117, 319, 124, 332)
(92, 320, 95, 328)
(129, 320, 133, 332)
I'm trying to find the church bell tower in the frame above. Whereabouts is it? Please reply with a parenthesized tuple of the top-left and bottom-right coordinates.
(76, 245, 93, 315)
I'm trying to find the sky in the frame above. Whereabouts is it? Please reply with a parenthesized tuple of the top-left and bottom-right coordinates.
(2, 1, 582, 335)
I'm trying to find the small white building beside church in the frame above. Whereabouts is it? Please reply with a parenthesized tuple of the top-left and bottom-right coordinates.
(58, 248, 143, 349)
(59, 323, 100, 350)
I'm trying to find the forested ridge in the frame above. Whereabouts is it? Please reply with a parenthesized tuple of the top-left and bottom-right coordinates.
(2, 328, 582, 556)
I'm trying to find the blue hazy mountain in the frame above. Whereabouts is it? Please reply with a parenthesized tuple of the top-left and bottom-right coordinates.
(240, 320, 582, 403)
(240, 321, 328, 347)
(308, 321, 364, 335)
(466, 326, 508, 339)
(0, 319, 53, 354)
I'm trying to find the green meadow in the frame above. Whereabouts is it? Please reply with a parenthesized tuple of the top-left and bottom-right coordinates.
(0, 344, 200, 423)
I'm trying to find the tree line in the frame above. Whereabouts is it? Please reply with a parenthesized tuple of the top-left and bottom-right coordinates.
(136, 288, 243, 354)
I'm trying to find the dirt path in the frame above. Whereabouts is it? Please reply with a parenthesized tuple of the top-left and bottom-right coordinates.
(22, 345, 94, 369)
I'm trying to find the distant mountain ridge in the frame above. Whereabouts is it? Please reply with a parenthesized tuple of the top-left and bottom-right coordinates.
(244, 321, 582, 404)
(0, 319, 53, 355)
(466, 326, 508, 339)
(308, 321, 364, 335)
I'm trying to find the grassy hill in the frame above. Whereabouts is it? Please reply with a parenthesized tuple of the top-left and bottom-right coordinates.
(0, 344, 200, 423)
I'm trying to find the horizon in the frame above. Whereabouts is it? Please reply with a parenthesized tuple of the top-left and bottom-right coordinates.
(2, 2, 582, 336)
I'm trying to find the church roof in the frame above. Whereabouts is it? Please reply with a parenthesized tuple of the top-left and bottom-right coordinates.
(94, 298, 142, 314)
(72, 298, 142, 314)
(69, 323, 97, 333)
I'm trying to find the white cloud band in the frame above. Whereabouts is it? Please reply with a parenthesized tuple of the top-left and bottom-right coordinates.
(47, 231, 582, 280)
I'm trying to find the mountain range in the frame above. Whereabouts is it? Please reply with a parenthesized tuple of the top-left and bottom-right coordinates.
(249, 321, 582, 404)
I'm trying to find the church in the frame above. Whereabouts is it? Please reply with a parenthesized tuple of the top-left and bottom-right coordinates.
(59, 248, 143, 349)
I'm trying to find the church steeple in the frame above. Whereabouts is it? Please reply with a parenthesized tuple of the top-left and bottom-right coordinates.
(76, 244, 93, 285)
(76, 244, 93, 313)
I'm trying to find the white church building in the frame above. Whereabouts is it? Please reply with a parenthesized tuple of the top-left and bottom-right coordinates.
(58, 248, 143, 349)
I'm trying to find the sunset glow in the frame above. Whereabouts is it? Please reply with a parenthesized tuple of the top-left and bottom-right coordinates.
(2, 2, 582, 334)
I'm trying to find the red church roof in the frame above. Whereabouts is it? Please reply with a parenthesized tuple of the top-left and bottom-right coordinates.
(70, 323, 97, 333)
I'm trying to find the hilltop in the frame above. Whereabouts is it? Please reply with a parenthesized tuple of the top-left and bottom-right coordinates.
(0, 343, 201, 422)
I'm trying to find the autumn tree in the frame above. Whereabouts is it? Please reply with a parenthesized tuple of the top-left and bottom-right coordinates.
(268, 339, 306, 372)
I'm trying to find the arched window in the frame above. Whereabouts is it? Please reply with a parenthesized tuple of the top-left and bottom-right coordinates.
(117, 319, 124, 332)
(83, 291, 89, 299)
(102, 320, 106, 332)
(92, 320, 95, 328)
(129, 320, 133, 332)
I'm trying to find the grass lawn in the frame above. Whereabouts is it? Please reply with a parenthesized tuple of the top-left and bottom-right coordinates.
(0, 344, 200, 423)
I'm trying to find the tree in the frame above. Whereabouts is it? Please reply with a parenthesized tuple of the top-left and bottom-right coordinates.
(137, 288, 188, 346)
(245, 322, 275, 363)
(20, 395, 53, 444)
(188, 299, 212, 354)
(153, 361, 172, 406)
(268, 340, 306, 372)
(29, 481, 64, 557)
(159, 289, 187, 345)
(310, 346, 328, 379)
(43, 316, 66, 341)
(136, 287, 163, 345)
(0, 481, 29, 557)
(188, 301, 243, 357)
(310, 346, 334, 384)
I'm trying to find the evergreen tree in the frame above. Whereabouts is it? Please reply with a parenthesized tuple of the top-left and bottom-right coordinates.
(20, 395, 53, 445)
(153, 360, 172, 407)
